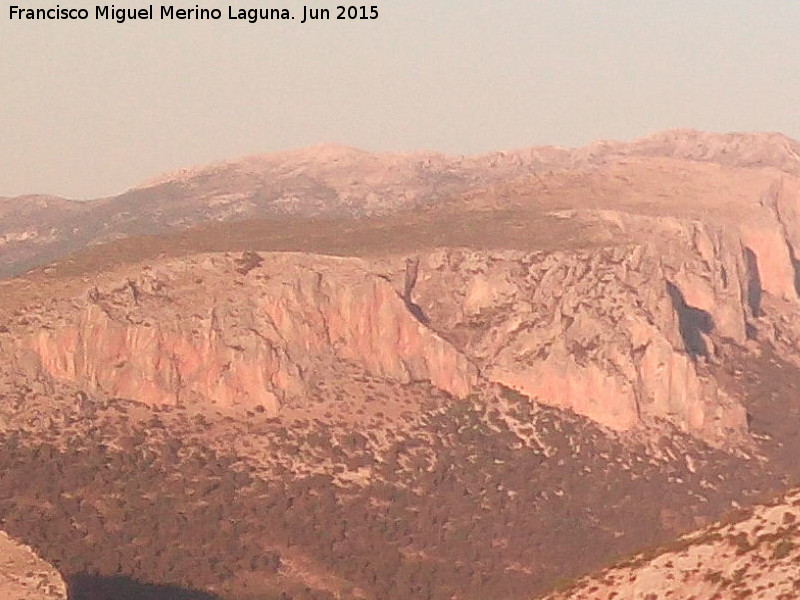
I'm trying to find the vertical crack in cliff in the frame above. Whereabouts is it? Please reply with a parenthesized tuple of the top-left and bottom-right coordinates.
(666, 281, 714, 357)
(312, 270, 334, 346)
(169, 350, 184, 407)
(402, 256, 429, 324)
(245, 325, 292, 401)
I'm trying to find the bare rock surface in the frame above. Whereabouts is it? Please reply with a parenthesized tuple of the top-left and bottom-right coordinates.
(378, 243, 748, 444)
(7, 253, 475, 412)
(0, 239, 751, 447)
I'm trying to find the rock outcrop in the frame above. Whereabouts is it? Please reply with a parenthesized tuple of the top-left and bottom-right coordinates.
(9, 130, 800, 600)
(378, 238, 749, 444)
(0, 531, 67, 600)
(15, 253, 476, 412)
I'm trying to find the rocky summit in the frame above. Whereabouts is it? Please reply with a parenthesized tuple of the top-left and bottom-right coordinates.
(4, 130, 800, 599)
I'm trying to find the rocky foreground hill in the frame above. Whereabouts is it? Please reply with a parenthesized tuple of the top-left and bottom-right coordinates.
(0, 531, 66, 600)
(542, 488, 800, 600)
(4, 130, 800, 598)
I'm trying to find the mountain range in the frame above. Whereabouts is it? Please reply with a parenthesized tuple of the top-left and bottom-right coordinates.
(4, 129, 800, 599)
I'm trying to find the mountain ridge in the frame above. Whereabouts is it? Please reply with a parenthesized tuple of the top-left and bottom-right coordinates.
(6, 128, 800, 203)
(6, 129, 800, 598)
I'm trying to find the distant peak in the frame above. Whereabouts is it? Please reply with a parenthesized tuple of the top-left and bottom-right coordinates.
(282, 142, 368, 162)
(136, 143, 373, 190)
(305, 141, 364, 154)
(635, 128, 799, 146)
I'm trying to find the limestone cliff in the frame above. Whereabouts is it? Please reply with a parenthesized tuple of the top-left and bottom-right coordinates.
(377, 234, 749, 444)
(15, 253, 476, 412)
(2, 232, 762, 445)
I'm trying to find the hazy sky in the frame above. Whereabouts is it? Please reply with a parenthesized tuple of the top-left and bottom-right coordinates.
(2, 1, 799, 198)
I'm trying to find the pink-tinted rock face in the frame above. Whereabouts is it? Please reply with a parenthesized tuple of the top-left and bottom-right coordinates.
(21, 254, 476, 412)
(740, 225, 797, 302)
(491, 348, 641, 431)
(30, 303, 288, 412)
(666, 222, 749, 344)
(6, 216, 771, 446)
(773, 177, 800, 252)
(259, 262, 476, 398)
(381, 242, 749, 444)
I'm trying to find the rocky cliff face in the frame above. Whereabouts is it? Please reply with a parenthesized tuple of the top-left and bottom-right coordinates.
(2, 236, 752, 446)
(361, 190, 800, 445)
(8, 201, 800, 448)
(374, 230, 748, 444)
(0, 531, 67, 600)
(13, 253, 475, 412)
(6, 131, 800, 451)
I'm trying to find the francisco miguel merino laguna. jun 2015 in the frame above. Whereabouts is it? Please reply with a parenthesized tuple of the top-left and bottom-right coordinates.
(7, 4, 380, 23)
